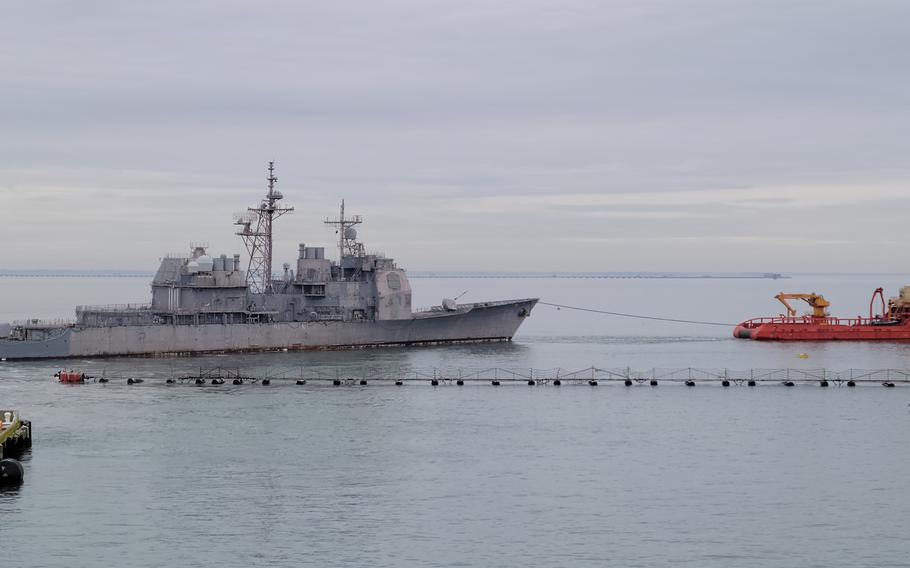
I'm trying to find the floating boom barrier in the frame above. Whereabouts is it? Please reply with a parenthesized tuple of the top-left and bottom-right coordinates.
(55, 366, 910, 388)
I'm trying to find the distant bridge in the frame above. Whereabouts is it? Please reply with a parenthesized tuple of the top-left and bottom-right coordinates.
(407, 272, 788, 280)
(0, 273, 151, 278)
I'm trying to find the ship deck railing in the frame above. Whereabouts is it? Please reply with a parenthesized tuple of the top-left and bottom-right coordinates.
(161, 308, 279, 315)
(414, 298, 536, 313)
(12, 318, 76, 328)
(76, 303, 153, 313)
(739, 315, 899, 328)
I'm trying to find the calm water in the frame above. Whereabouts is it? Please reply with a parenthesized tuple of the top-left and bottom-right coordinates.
(2, 275, 910, 567)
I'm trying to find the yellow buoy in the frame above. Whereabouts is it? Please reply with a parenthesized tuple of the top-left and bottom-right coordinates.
(798, 353, 809, 359)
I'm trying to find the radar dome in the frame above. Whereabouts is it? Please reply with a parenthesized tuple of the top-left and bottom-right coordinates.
(344, 227, 358, 240)
(196, 255, 214, 272)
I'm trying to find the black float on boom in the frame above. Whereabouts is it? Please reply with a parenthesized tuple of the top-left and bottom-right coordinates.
(0, 459, 24, 486)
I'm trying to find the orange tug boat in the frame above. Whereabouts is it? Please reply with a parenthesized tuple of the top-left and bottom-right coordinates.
(735, 287, 910, 341)
(56, 370, 86, 383)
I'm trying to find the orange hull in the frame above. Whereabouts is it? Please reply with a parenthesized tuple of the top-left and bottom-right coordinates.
(734, 316, 910, 341)
(58, 371, 85, 383)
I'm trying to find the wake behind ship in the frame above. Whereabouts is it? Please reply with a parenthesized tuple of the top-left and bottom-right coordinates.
(0, 163, 537, 360)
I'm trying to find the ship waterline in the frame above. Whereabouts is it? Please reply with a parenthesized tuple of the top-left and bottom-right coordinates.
(0, 163, 537, 360)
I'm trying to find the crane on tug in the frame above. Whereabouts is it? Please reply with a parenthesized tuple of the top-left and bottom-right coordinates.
(774, 293, 831, 318)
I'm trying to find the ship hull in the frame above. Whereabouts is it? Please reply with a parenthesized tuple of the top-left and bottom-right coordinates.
(734, 319, 910, 341)
(0, 299, 537, 360)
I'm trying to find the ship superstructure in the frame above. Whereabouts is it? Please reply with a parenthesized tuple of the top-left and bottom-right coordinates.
(0, 164, 537, 359)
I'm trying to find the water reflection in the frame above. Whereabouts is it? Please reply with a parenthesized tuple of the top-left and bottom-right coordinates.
(0, 485, 22, 498)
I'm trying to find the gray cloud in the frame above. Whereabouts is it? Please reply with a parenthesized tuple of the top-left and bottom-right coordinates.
(1, 0, 908, 271)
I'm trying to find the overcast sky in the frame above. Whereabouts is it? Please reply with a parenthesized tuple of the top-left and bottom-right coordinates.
(1, 0, 908, 272)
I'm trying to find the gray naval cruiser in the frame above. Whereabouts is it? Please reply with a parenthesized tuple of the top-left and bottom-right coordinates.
(0, 163, 537, 360)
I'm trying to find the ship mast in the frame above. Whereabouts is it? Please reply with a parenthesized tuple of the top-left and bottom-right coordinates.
(324, 199, 363, 281)
(234, 161, 294, 293)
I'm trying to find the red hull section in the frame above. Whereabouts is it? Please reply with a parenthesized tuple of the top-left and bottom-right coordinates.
(735, 316, 910, 341)
(57, 370, 85, 383)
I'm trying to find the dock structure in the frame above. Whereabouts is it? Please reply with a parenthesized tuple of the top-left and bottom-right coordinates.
(0, 410, 32, 460)
(69, 366, 910, 388)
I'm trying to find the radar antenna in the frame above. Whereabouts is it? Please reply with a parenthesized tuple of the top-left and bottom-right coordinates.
(324, 199, 363, 280)
(234, 161, 294, 293)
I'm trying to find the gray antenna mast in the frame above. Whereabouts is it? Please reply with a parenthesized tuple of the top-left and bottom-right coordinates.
(234, 161, 294, 293)
(324, 199, 363, 281)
